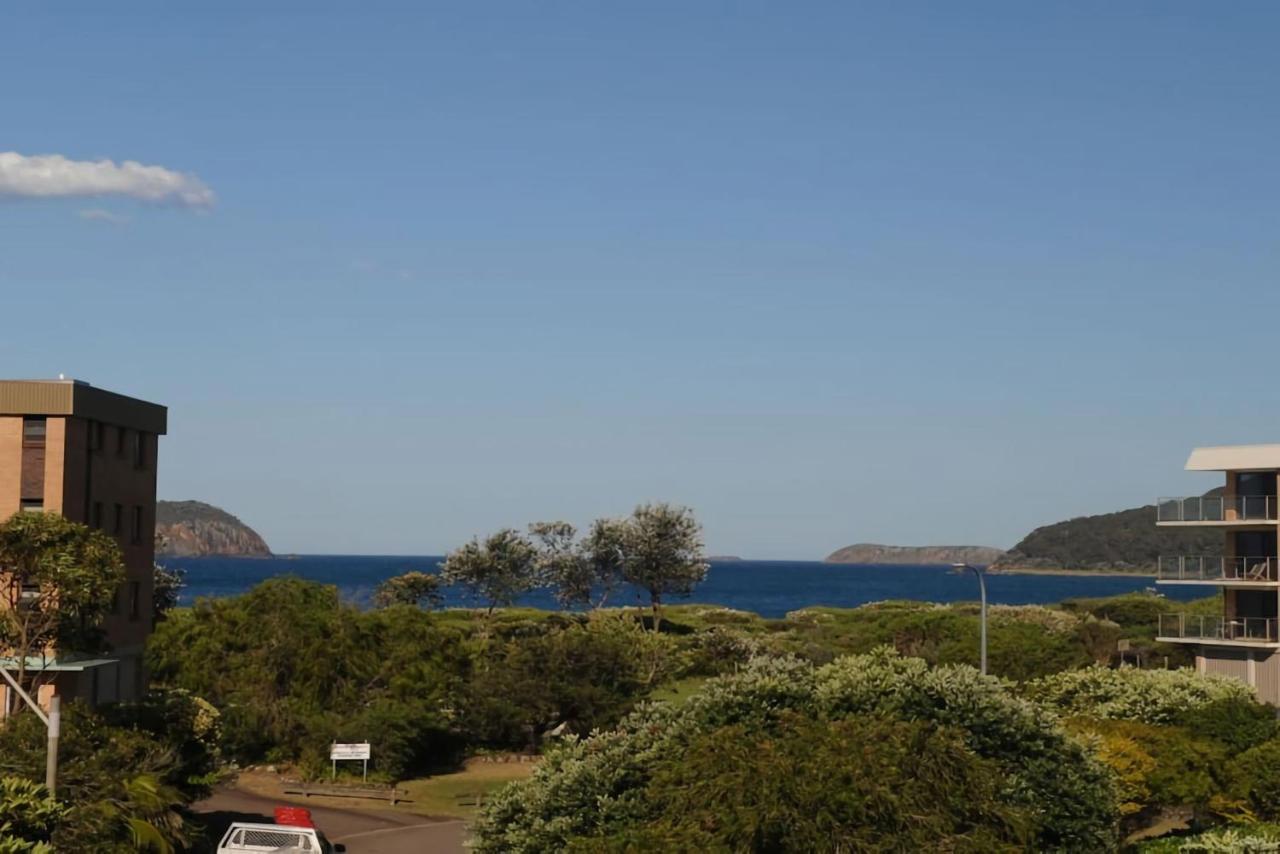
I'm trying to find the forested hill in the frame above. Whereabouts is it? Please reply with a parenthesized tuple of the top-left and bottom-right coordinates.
(156, 500, 272, 557)
(993, 490, 1224, 572)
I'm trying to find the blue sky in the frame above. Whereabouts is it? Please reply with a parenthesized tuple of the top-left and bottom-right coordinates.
(1, 2, 1275, 557)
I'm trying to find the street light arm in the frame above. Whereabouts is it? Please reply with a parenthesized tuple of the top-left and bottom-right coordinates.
(0, 665, 49, 726)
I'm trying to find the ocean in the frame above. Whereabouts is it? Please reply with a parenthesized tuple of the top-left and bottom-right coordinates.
(164, 555, 1207, 618)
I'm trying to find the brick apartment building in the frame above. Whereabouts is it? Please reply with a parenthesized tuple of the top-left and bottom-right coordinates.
(0, 378, 166, 715)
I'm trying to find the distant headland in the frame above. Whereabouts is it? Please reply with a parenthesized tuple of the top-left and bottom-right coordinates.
(824, 544, 1005, 565)
(156, 500, 272, 557)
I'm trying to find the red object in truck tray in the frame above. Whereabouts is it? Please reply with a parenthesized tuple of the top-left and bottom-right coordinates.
(274, 806, 314, 827)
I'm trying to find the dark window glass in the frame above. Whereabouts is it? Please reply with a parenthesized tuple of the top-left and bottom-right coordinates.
(116, 426, 127, 456)
(113, 503, 123, 535)
(132, 432, 147, 469)
(22, 417, 46, 448)
(128, 581, 141, 621)
(89, 421, 104, 451)
(92, 501, 104, 528)
(131, 506, 144, 545)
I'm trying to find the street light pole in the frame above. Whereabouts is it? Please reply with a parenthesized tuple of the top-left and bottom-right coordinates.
(953, 562, 988, 676)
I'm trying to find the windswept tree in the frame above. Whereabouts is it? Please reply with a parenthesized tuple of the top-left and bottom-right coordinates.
(528, 522, 586, 609)
(0, 512, 125, 697)
(373, 571, 445, 610)
(440, 529, 541, 615)
(616, 503, 709, 632)
(529, 520, 630, 610)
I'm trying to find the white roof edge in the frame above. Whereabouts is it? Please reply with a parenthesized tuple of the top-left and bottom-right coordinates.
(1186, 444, 1280, 471)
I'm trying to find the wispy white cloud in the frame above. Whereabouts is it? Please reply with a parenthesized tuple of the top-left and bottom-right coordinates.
(78, 208, 130, 225)
(0, 151, 214, 208)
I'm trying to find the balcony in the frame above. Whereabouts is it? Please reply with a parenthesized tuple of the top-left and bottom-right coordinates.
(1157, 556, 1279, 585)
(1156, 495, 1276, 525)
(1157, 614, 1280, 646)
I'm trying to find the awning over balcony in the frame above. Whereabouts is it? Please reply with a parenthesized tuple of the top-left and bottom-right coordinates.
(1187, 444, 1280, 472)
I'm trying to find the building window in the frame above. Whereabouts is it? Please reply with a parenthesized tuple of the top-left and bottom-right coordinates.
(131, 506, 144, 545)
(132, 432, 148, 469)
(19, 500, 43, 513)
(128, 581, 141, 621)
(113, 503, 123, 535)
(89, 420, 105, 452)
(92, 501, 104, 529)
(109, 585, 121, 616)
(116, 426, 127, 457)
(22, 417, 46, 448)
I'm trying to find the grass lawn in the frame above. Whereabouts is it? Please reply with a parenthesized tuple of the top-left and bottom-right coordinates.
(397, 759, 537, 819)
(649, 675, 709, 705)
(231, 760, 536, 821)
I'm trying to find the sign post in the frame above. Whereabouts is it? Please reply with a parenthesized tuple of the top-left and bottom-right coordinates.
(329, 742, 371, 782)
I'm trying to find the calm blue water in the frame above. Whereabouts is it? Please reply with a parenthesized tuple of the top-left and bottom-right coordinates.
(162, 556, 1208, 618)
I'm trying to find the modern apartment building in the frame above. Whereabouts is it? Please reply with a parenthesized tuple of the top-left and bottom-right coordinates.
(0, 378, 166, 715)
(1156, 444, 1280, 703)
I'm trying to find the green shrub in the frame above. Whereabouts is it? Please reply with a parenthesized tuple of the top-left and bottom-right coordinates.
(147, 577, 469, 777)
(1228, 739, 1280, 820)
(1136, 823, 1280, 852)
(473, 649, 1117, 853)
(0, 776, 62, 854)
(1175, 696, 1279, 753)
(462, 614, 681, 747)
(1026, 665, 1257, 724)
(1067, 718, 1227, 813)
(568, 713, 1031, 852)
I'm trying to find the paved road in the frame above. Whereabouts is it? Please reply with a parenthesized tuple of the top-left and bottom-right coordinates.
(193, 786, 467, 854)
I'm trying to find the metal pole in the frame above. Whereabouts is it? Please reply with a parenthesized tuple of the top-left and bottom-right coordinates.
(975, 567, 988, 676)
(45, 696, 59, 796)
(953, 563, 988, 676)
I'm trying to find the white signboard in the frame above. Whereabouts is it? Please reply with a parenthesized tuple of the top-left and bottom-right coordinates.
(330, 743, 371, 761)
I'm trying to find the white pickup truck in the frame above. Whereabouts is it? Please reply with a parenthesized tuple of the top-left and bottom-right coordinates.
(215, 822, 345, 854)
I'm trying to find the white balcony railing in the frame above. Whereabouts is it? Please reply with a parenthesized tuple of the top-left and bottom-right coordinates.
(1157, 556, 1278, 583)
(1158, 614, 1279, 644)
(1156, 495, 1276, 523)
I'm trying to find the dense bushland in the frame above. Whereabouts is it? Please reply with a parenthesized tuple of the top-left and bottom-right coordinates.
(145, 580, 1208, 781)
(474, 650, 1118, 852)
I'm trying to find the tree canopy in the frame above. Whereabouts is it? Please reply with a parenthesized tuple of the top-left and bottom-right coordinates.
(440, 529, 541, 615)
(373, 571, 444, 609)
(0, 512, 125, 691)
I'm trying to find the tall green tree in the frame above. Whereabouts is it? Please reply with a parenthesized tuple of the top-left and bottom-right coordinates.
(440, 529, 541, 615)
(0, 512, 125, 696)
(616, 503, 709, 632)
